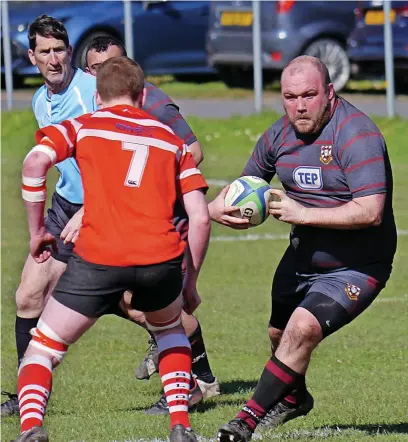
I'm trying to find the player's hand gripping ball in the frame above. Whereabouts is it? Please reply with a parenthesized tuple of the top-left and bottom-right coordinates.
(224, 176, 271, 226)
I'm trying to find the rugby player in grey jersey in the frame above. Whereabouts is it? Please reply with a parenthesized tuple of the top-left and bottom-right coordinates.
(209, 55, 396, 441)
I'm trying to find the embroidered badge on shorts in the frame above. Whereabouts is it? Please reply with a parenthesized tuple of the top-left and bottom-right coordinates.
(345, 283, 361, 301)
(320, 145, 333, 164)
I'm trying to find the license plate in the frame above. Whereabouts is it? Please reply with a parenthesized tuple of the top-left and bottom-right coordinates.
(220, 11, 253, 27)
(365, 9, 396, 25)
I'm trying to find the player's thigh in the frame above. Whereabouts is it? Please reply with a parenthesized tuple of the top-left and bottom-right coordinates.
(301, 267, 389, 338)
(16, 254, 67, 310)
(38, 296, 97, 345)
(53, 253, 127, 319)
(270, 246, 308, 331)
(130, 254, 184, 321)
(45, 192, 82, 264)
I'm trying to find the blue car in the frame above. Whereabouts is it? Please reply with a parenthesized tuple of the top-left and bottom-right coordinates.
(2, 0, 214, 84)
(347, 1, 408, 87)
(207, 1, 357, 91)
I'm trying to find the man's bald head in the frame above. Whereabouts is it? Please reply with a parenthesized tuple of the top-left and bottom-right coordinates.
(281, 56, 331, 92)
(280, 56, 335, 135)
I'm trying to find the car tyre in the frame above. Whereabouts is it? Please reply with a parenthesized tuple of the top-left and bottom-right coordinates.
(303, 38, 351, 92)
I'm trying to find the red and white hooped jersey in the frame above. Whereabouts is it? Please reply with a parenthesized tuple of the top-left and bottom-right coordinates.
(35, 104, 208, 266)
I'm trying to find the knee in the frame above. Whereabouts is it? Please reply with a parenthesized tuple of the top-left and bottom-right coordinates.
(268, 326, 283, 353)
(16, 283, 45, 317)
(286, 314, 322, 349)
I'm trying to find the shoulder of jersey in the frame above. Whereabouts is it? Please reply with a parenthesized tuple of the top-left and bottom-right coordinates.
(76, 68, 97, 87)
(32, 85, 47, 108)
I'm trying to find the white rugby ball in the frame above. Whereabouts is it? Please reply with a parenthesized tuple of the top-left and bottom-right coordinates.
(225, 176, 271, 226)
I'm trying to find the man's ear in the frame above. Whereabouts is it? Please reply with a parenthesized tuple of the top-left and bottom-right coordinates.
(328, 83, 335, 100)
(28, 49, 37, 66)
(140, 87, 147, 107)
(85, 66, 90, 73)
(96, 91, 103, 108)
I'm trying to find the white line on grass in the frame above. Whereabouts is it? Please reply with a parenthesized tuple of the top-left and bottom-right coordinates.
(211, 229, 408, 243)
(207, 179, 229, 187)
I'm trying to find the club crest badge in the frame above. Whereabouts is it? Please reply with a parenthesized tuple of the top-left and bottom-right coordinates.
(345, 283, 361, 301)
(320, 145, 333, 164)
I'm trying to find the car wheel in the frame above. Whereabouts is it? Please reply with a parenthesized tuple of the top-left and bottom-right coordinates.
(303, 38, 351, 92)
(73, 31, 114, 71)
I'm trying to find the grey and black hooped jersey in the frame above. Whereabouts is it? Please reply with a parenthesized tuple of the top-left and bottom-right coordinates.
(243, 97, 397, 272)
(143, 81, 197, 146)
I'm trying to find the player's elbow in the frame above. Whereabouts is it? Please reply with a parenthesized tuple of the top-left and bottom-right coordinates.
(369, 210, 383, 227)
(23, 152, 51, 176)
(189, 207, 211, 233)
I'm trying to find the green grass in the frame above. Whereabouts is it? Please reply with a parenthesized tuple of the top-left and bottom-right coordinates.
(1, 110, 408, 441)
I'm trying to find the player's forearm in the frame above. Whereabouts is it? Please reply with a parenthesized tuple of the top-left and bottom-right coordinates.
(186, 215, 211, 280)
(301, 198, 384, 230)
(24, 201, 47, 237)
(22, 151, 52, 236)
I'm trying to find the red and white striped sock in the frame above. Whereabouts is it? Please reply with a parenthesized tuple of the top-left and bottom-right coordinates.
(18, 355, 53, 433)
(159, 346, 192, 429)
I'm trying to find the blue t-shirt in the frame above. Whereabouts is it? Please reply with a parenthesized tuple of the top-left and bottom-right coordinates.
(32, 68, 97, 204)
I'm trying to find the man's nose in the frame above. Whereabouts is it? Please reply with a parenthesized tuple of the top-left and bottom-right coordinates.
(296, 97, 306, 112)
(49, 50, 58, 64)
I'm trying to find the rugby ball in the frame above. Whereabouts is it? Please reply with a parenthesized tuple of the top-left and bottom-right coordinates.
(224, 176, 271, 226)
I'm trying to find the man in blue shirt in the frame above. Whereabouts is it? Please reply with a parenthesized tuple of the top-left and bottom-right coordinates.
(1, 15, 97, 417)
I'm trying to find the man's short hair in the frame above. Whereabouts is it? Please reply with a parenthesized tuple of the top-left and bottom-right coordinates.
(28, 15, 69, 51)
(97, 57, 144, 102)
(281, 55, 332, 91)
(85, 36, 127, 66)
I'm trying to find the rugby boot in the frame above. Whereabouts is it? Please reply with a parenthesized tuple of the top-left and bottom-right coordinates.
(12, 426, 48, 442)
(134, 337, 159, 380)
(1, 391, 19, 417)
(259, 390, 314, 429)
(170, 424, 198, 442)
(217, 419, 253, 442)
(145, 378, 203, 415)
(196, 376, 221, 398)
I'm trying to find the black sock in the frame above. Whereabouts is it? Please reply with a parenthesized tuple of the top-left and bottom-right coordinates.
(237, 355, 303, 431)
(15, 316, 39, 366)
(189, 322, 215, 384)
(281, 377, 307, 408)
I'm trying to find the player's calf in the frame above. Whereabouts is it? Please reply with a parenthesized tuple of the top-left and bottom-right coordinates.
(14, 319, 69, 439)
(146, 309, 193, 433)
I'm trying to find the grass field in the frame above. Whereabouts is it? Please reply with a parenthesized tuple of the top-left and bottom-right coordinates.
(1, 109, 408, 442)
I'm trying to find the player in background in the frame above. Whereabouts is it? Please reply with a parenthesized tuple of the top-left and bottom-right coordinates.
(14, 56, 210, 442)
(85, 36, 219, 412)
(208, 56, 396, 441)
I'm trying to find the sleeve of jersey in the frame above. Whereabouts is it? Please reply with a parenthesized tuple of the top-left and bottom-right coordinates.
(338, 126, 388, 198)
(157, 103, 197, 146)
(35, 119, 77, 163)
(242, 131, 276, 182)
(177, 147, 208, 195)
